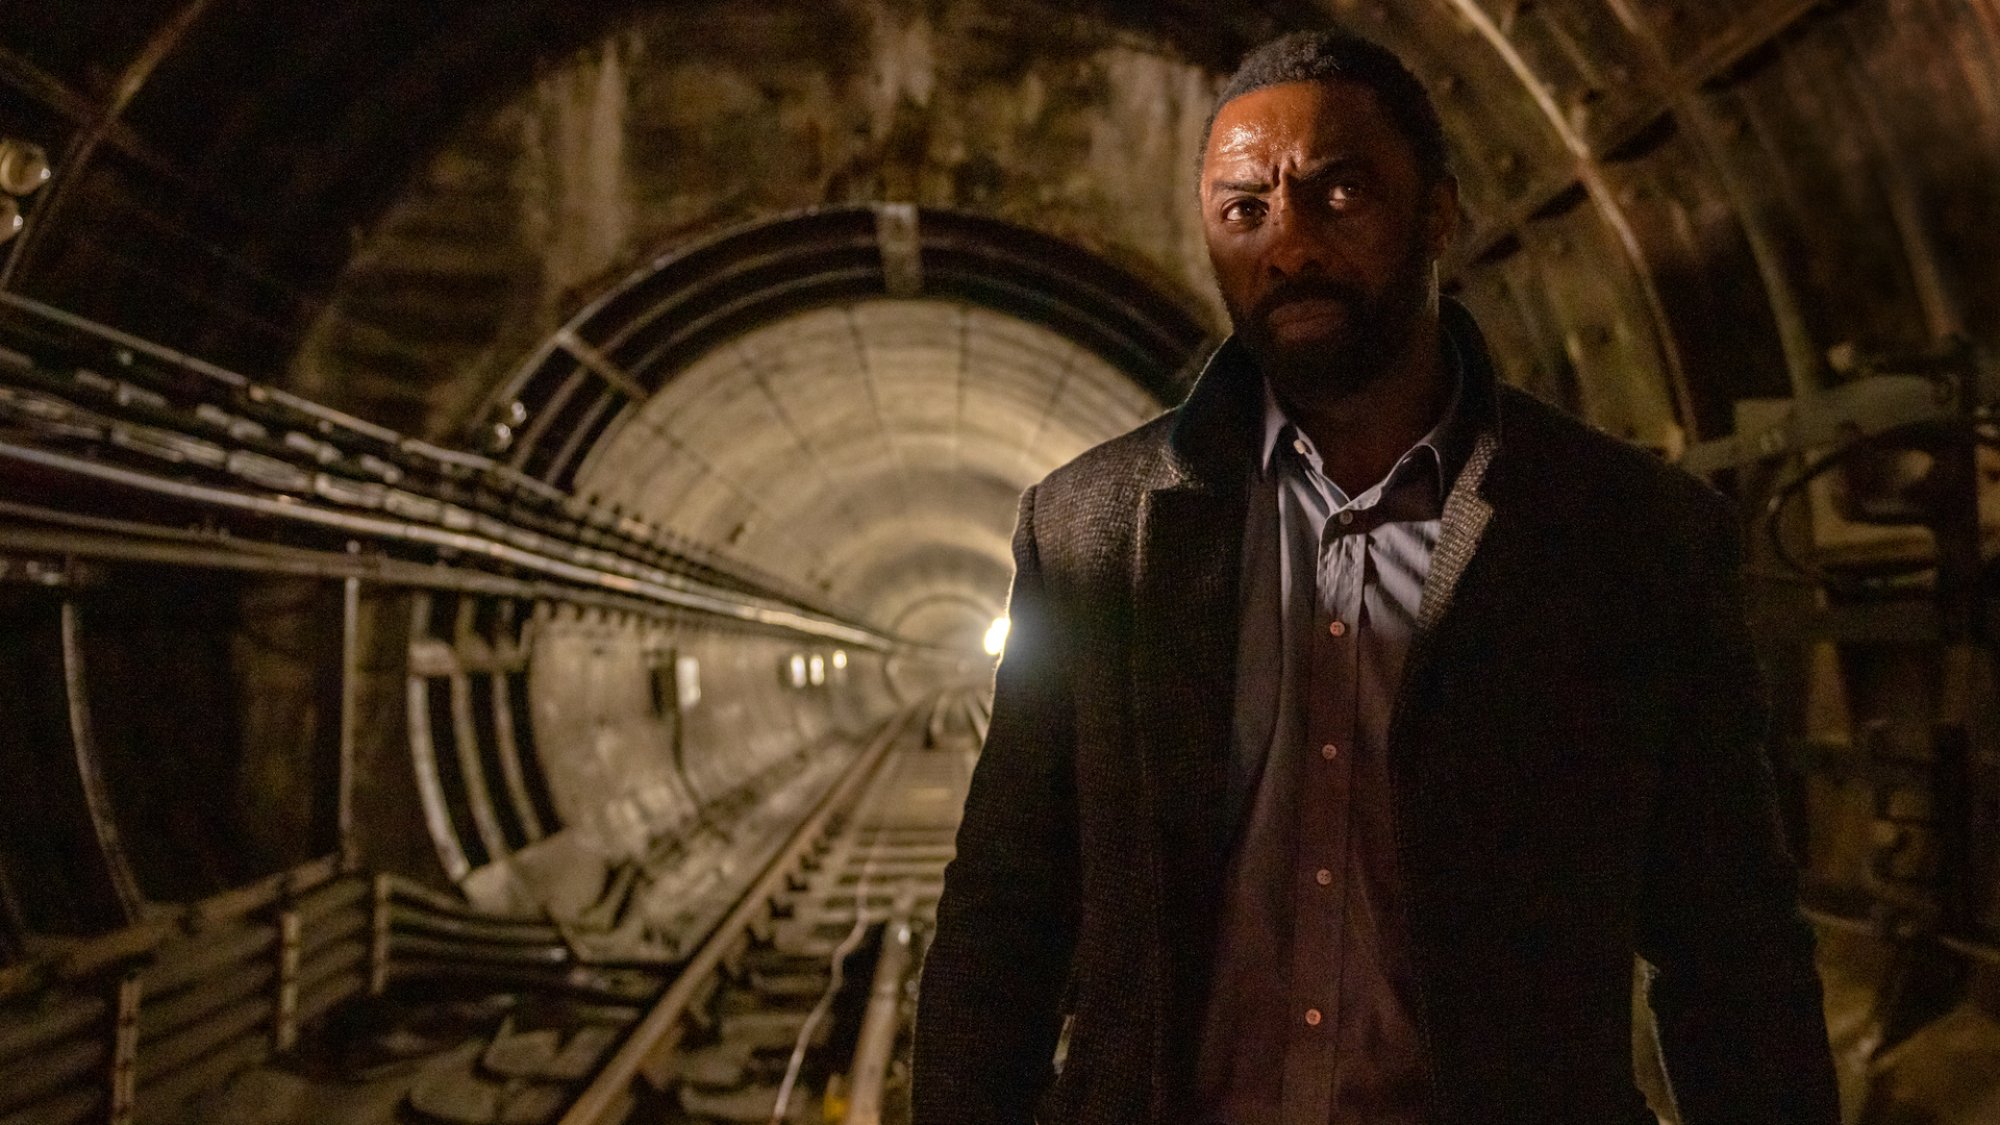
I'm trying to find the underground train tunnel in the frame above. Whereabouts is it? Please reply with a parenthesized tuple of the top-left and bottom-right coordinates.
(1, 0, 1999, 1122)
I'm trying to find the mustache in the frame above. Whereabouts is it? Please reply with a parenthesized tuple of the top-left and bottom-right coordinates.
(1250, 279, 1368, 325)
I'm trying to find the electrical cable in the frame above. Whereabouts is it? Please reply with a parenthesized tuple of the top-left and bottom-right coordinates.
(1754, 423, 2000, 596)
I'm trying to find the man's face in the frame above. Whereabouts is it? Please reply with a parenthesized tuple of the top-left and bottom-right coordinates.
(1200, 79, 1458, 406)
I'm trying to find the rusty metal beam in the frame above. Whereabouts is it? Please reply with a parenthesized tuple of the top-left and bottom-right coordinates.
(108, 970, 140, 1125)
(554, 328, 648, 400)
(0, 46, 193, 189)
(407, 595, 475, 885)
(487, 667, 548, 844)
(1455, 0, 1833, 272)
(448, 598, 512, 864)
(57, 601, 145, 924)
(337, 572, 361, 871)
(1596, 0, 1823, 398)
(1439, 0, 1696, 433)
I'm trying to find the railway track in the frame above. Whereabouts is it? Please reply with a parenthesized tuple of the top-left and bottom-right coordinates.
(0, 286, 987, 1125)
(179, 689, 983, 1125)
(440, 689, 979, 1125)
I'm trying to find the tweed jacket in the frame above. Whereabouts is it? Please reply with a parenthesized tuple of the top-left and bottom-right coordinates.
(913, 300, 1840, 1125)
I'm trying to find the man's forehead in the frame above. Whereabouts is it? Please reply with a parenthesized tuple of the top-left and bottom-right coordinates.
(1205, 78, 1391, 164)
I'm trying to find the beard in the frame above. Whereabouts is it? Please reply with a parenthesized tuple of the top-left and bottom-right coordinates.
(1226, 237, 1435, 413)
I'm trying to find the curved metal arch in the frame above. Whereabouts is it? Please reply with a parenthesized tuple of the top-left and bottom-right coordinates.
(1438, 0, 1696, 435)
(482, 206, 1210, 490)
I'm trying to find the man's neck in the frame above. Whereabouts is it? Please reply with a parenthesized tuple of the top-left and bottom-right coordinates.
(1279, 317, 1451, 498)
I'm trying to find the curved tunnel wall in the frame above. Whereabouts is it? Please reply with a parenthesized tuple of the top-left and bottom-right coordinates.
(2, 0, 2000, 1118)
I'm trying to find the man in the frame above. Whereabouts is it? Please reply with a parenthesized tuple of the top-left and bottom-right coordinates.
(914, 30, 1839, 1125)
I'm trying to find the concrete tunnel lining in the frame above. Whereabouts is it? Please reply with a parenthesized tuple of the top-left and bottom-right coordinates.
(2, 0, 2000, 1119)
(572, 295, 1163, 622)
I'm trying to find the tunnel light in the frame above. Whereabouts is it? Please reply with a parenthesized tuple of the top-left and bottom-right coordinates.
(0, 140, 50, 196)
(983, 615, 1010, 656)
(831, 649, 847, 670)
(787, 654, 808, 688)
(809, 654, 826, 686)
(675, 655, 701, 708)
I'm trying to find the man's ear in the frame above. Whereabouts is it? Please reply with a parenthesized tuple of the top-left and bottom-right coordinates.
(1425, 174, 1461, 259)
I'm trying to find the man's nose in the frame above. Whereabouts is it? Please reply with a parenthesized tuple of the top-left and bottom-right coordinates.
(1263, 199, 1328, 279)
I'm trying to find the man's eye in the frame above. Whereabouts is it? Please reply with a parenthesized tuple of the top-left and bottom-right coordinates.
(1329, 183, 1362, 208)
(1221, 199, 1264, 223)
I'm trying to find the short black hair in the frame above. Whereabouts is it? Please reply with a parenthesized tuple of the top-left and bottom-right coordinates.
(1201, 31, 1452, 187)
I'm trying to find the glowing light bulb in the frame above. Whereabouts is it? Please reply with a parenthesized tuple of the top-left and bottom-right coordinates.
(983, 616, 1010, 656)
(0, 140, 50, 197)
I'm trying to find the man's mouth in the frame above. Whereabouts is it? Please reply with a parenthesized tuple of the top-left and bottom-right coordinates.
(1261, 296, 1351, 336)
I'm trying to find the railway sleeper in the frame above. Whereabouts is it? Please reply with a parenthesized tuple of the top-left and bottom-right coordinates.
(403, 1013, 628, 1125)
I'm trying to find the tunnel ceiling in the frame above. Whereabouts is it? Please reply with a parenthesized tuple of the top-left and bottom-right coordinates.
(6, 0, 2000, 639)
(573, 297, 1158, 637)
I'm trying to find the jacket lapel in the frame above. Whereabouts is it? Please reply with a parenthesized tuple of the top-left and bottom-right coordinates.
(1130, 337, 1258, 890)
(1393, 299, 1510, 735)
(1401, 428, 1499, 697)
(1383, 305, 1509, 1124)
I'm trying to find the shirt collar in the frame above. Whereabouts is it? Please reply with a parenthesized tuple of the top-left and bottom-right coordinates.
(1256, 329, 1469, 497)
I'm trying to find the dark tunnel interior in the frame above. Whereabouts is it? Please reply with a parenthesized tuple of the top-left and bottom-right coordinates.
(2, 1, 2000, 1122)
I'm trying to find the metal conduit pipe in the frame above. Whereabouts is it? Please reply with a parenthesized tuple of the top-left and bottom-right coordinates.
(140, 1033, 270, 1118)
(0, 1036, 104, 1113)
(841, 908, 916, 1125)
(138, 961, 275, 1044)
(379, 961, 657, 1005)
(0, 439, 893, 648)
(144, 927, 275, 996)
(0, 292, 560, 502)
(390, 933, 573, 968)
(0, 1087, 100, 1125)
(0, 996, 105, 1069)
(299, 909, 370, 960)
(136, 994, 272, 1086)
(387, 904, 563, 946)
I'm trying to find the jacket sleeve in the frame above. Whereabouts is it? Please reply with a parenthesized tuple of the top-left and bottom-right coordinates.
(1634, 487, 1842, 1124)
(913, 484, 1080, 1125)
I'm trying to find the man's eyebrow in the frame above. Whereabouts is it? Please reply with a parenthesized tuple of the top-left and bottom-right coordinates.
(1294, 155, 1364, 184)
(1206, 155, 1366, 197)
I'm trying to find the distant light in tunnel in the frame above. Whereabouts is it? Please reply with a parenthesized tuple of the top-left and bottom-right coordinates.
(832, 650, 848, 670)
(809, 654, 826, 686)
(0, 139, 51, 196)
(983, 616, 1010, 656)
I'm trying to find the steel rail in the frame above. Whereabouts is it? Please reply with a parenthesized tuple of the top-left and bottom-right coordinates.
(557, 704, 921, 1125)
